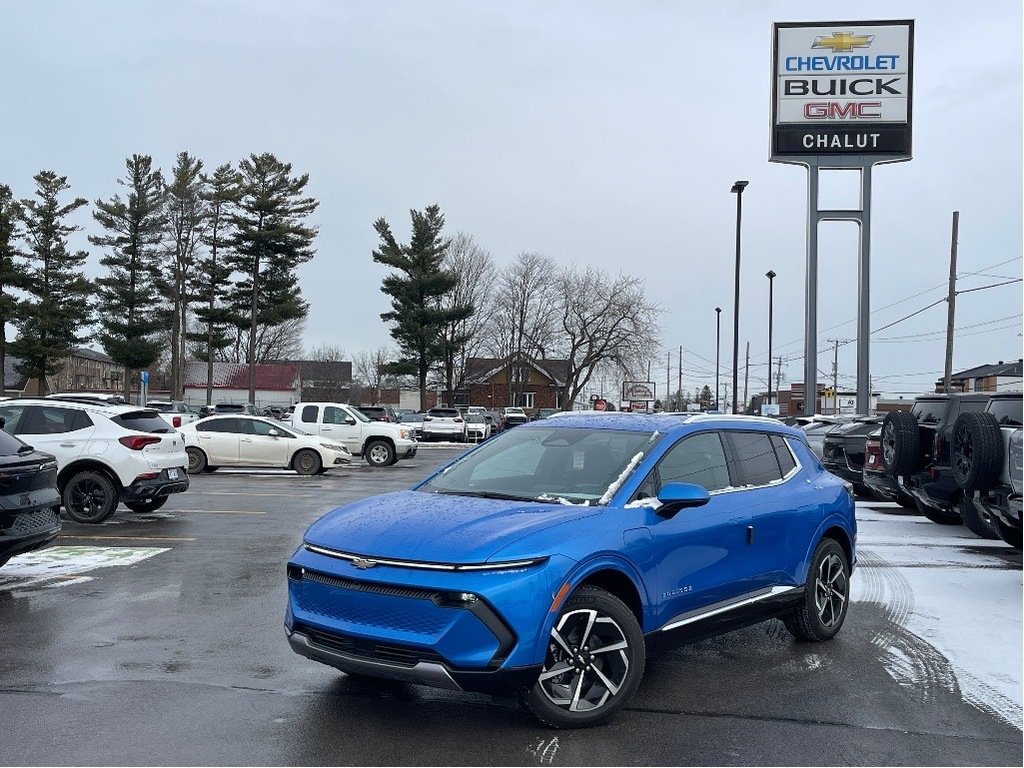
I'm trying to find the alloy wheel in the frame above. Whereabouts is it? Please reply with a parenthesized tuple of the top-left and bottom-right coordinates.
(814, 552, 848, 629)
(69, 480, 108, 518)
(538, 608, 630, 713)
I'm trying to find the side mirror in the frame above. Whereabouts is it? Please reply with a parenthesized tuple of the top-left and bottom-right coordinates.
(656, 482, 710, 518)
(345, 417, 356, 425)
(268, 429, 280, 437)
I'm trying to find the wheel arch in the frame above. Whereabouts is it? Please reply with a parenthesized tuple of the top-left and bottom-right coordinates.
(57, 460, 124, 494)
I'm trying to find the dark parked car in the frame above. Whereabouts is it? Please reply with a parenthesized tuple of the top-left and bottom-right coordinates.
(881, 392, 991, 530)
(286, 413, 856, 727)
(0, 428, 62, 569)
(213, 403, 260, 416)
(357, 405, 399, 423)
(862, 427, 917, 509)
(821, 416, 883, 497)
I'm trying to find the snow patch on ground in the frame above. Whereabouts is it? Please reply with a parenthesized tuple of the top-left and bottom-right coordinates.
(853, 503, 1022, 731)
(0, 546, 168, 589)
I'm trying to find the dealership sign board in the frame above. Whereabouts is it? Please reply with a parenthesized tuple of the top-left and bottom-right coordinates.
(771, 20, 913, 160)
(622, 381, 656, 401)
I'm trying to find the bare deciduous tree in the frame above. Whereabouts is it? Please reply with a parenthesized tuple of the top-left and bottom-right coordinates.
(554, 267, 662, 409)
(307, 343, 347, 362)
(353, 346, 396, 404)
(438, 232, 495, 402)
(488, 252, 558, 406)
(228, 317, 306, 363)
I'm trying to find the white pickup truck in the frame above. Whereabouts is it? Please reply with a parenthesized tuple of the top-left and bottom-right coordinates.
(146, 400, 201, 430)
(289, 402, 417, 467)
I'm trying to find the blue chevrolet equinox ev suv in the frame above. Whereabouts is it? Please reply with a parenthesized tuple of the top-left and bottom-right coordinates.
(286, 412, 856, 727)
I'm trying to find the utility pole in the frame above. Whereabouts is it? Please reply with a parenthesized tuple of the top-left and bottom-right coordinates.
(943, 211, 960, 393)
(775, 356, 784, 408)
(743, 341, 750, 415)
(827, 338, 842, 415)
(678, 346, 682, 411)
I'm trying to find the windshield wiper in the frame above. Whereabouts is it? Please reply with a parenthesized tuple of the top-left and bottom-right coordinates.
(435, 489, 539, 503)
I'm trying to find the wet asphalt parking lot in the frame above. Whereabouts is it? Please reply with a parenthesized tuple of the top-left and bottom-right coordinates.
(1, 444, 1021, 766)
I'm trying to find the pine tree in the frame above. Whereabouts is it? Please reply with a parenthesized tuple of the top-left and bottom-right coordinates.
(161, 152, 208, 399)
(10, 172, 93, 395)
(0, 184, 29, 390)
(187, 162, 241, 405)
(372, 204, 472, 410)
(91, 154, 167, 398)
(227, 153, 318, 403)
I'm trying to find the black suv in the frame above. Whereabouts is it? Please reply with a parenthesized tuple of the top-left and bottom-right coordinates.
(881, 393, 991, 532)
(950, 392, 1023, 548)
(0, 429, 61, 568)
(821, 416, 883, 497)
(357, 405, 399, 423)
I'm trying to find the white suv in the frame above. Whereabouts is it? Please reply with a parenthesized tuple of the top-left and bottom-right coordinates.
(0, 399, 189, 523)
(422, 407, 467, 442)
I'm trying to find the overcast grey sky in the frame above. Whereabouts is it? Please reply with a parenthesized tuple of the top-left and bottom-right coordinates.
(2, 0, 1020, 399)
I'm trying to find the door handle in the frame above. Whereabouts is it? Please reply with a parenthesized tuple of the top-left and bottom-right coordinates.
(240, 438, 253, 443)
(60, 442, 76, 448)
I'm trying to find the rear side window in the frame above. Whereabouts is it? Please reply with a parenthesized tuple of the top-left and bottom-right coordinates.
(111, 411, 171, 433)
(196, 418, 239, 433)
(430, 409, 460, 418)
(300, 405, 319, 423)
(911, 400, 946, 424)
(0, 404, 29, 434)
(989, 398, 1023, 427)
(725, 431, 783, 486)
(771, 435, 797, 476)
(0, 428, 27, 454)
(21, 406, 94, 435)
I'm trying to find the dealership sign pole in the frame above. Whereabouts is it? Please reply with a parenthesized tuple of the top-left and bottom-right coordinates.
(770, 20, 913, 415)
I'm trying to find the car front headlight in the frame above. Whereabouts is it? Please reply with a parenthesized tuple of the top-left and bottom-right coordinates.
(320, 442, 346, 453)
(400, 428, 410, 439)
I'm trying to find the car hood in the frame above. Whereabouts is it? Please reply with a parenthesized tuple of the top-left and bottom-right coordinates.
(304, 490, 600, 563)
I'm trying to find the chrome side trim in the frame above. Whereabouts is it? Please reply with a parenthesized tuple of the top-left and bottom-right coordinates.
(287, 630, 462, 691)
(660, 586, 801, 633)
(303, 543, 543, 572)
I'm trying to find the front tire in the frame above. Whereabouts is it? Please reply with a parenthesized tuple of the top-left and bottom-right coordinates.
(784, 538, 850, 642)
(364, 440, 395, 468)
(522, 586, 644, 729)
(63, 470, 118, 524)
(293, 449, 322, 476)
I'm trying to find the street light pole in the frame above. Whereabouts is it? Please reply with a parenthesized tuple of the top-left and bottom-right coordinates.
(715, 306, 722, 410)
(766, 269, 776, 407)
(730, 180, 748, 415)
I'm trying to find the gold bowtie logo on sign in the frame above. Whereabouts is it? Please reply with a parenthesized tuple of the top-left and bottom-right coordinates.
(812, 32, 874, 52)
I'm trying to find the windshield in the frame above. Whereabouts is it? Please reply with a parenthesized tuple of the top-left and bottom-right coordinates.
(911, 400, 946, 424)
(421, 426, 657, 504)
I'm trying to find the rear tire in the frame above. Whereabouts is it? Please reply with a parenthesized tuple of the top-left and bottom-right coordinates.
(993, 518, 1023, 549)
(522, 586, 644, 728)
(915, 497, 961, 525)
(62, 470, 118, 524)
(896, 490, 917, 510)
(882, 411, 919, 478)
(784, 538, 850, 642)
(125, 497, 169, 514)
(952, 411, 1003, 493)
(958, 495, 998, 540)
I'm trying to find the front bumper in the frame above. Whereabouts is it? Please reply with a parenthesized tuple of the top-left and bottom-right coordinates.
(863, 471, 898, 501)
(971, 487, 1022, 530)
(399, 440, 418, 459)
(121, 467, 190, 503)
(285, 546, 572, 691)
(0, 492, 61, 563)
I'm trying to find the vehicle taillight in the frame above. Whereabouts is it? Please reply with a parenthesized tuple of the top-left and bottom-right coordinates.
(864, 440, 883, 471)
(934, 434, 945, 461)
(453, 417, 463, 423)
(119, 435, 162, 450)
(423, 416, 433, 421)
(173, 416, 182, 428)
(134, 472, 159, 481)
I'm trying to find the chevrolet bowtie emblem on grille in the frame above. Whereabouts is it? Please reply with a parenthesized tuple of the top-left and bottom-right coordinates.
(351, 557, 378, 569)
(812, 32, 874, 52)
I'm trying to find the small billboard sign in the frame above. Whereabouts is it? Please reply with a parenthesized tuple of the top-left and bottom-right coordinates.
(622, 381, 656, 401)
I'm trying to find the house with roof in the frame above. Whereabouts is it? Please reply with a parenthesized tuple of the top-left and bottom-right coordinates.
(3, 347, 121, 396)
(182, 361, 302, 407)
(934, 359, 1023, 393)
(458, 356, 569, 412)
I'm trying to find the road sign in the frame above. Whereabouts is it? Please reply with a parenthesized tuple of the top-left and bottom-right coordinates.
(593, 398, 607, 411)
(140, 370, 149, 385)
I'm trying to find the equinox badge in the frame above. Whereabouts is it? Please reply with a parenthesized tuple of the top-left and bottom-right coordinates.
(351, 557, 378, 570)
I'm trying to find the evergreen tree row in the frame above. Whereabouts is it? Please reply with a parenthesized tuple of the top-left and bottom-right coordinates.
(0, 152, 318, 401)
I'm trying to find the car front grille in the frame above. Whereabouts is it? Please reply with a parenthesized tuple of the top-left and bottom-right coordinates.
(2, 507, 59, 536)
(301, 625, 447, 668)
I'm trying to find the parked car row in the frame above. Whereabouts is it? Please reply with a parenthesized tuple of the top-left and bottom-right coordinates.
(794, 393, 1022, 548)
